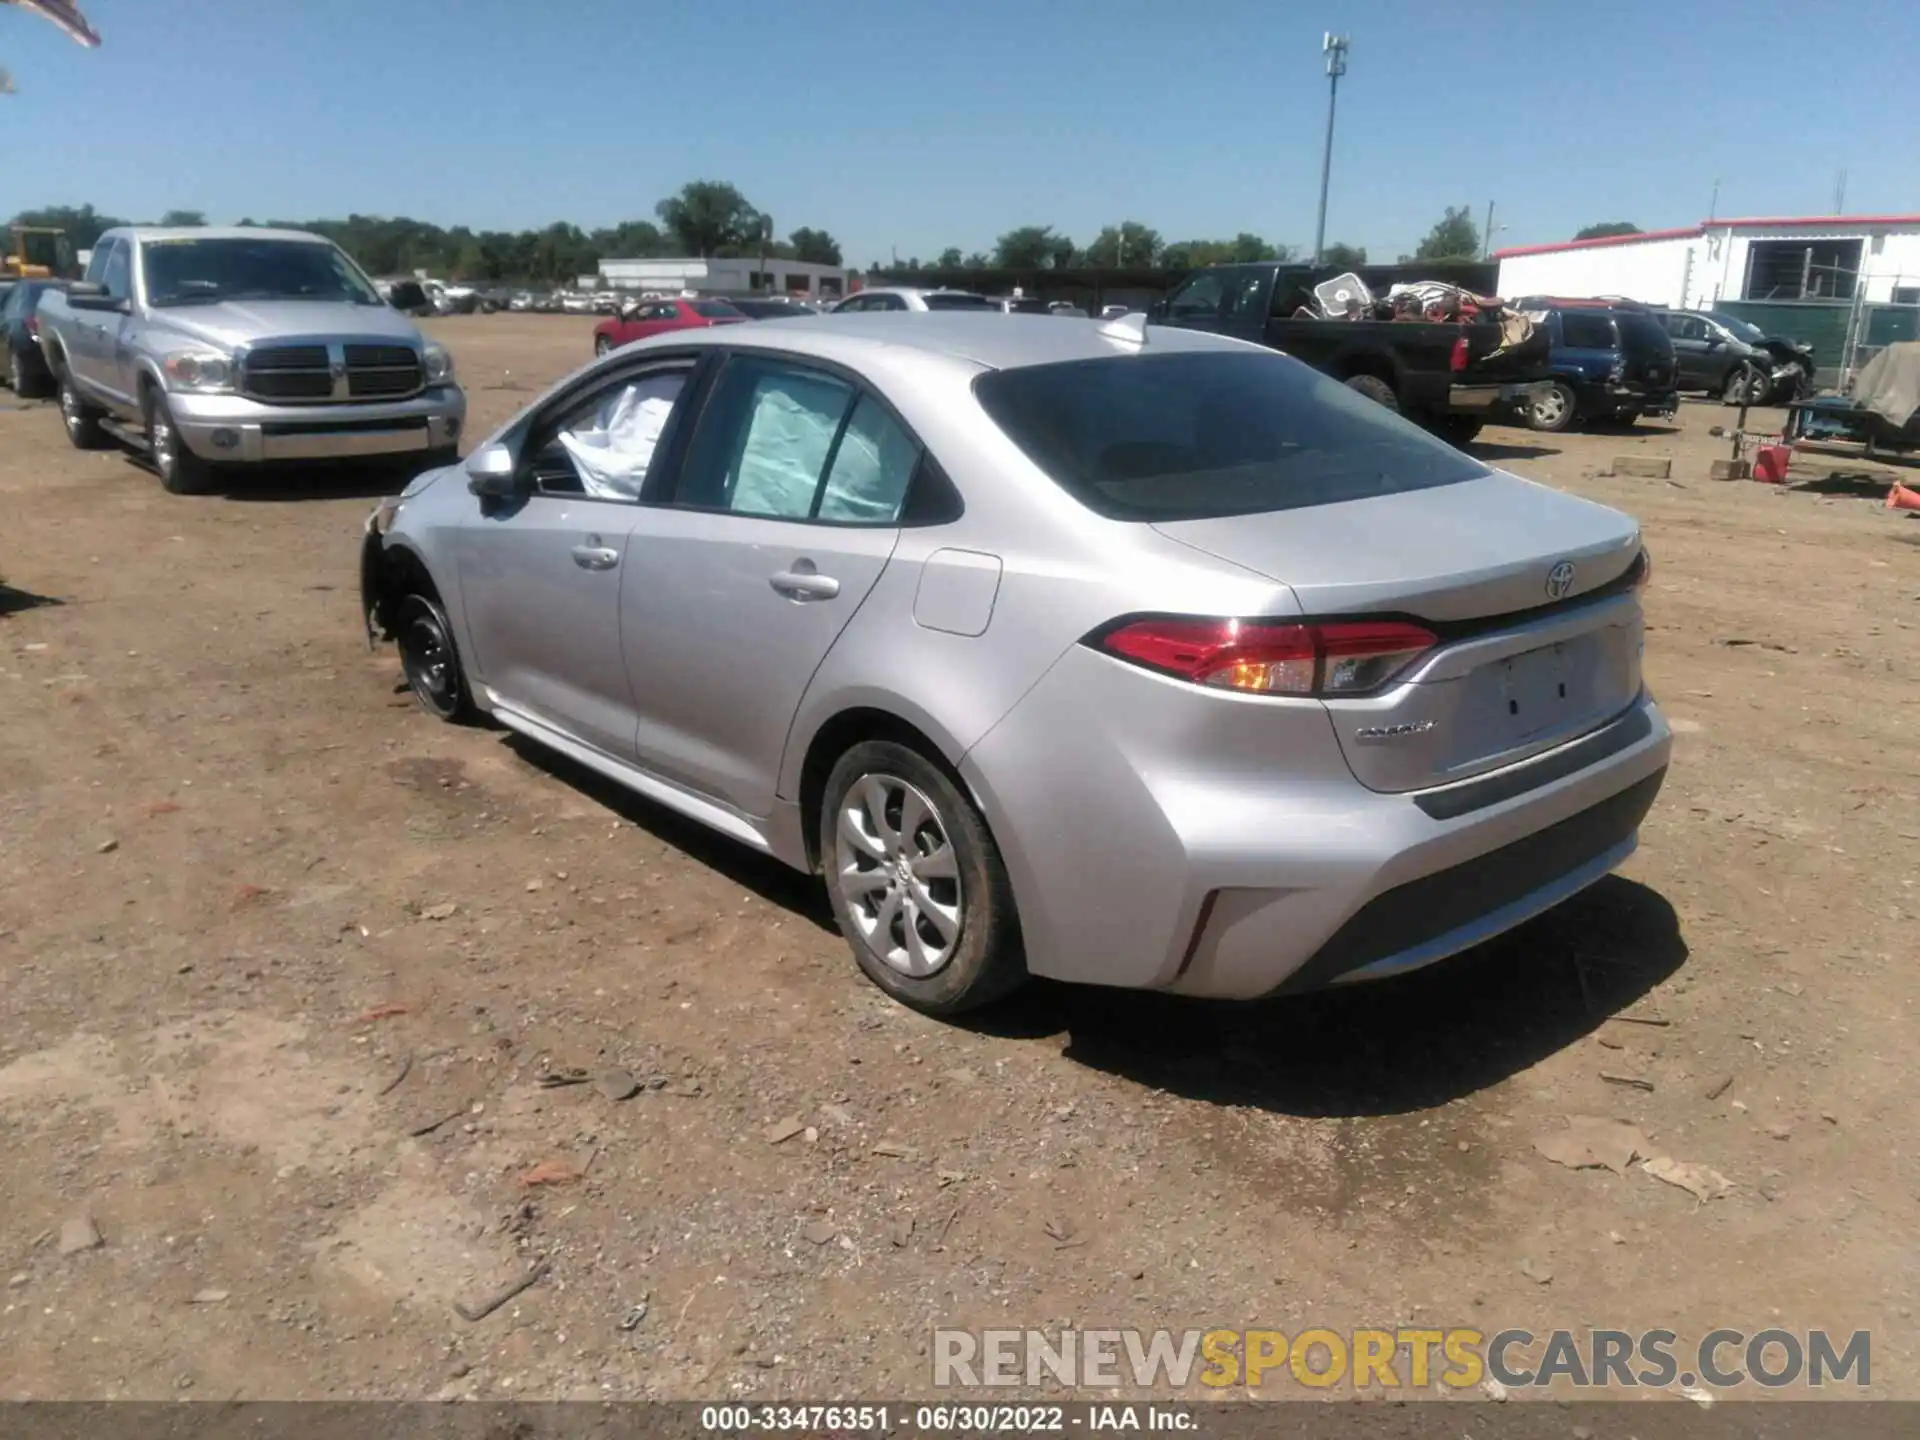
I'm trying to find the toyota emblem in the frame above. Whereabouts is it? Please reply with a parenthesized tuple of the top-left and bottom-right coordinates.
(1545, 560, 1577, 600)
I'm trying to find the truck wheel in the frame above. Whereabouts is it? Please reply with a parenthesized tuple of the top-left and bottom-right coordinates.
(12, 348, 51, 399)
(1431, 415, 1483, 447)
(145, 390, 217, 495)
(1528, 380, 1579, 433)
(58, 376, 111, 450)
(1343, 374, 1399, 413)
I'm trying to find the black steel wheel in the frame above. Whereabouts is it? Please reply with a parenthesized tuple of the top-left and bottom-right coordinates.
(395, 592, 473, 722)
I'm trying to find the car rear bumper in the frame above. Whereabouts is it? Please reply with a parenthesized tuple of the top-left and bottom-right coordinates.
(170, 386, 466, 464)
(1448, 380, 1552, 419)
(960, 646, 1673, 1000)
(1607, 385, 1678, 418)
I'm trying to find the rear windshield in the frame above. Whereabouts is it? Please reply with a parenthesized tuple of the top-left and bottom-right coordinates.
(973, 351, 1487, 522)
(1615, 311, 1674, 359)
(692, 299, 744, 319)
(1557, 311, 1617, 349)
(923, 293, 996, 311)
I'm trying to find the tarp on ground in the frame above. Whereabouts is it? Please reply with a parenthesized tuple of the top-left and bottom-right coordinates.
(1849, 341, 1920, 429)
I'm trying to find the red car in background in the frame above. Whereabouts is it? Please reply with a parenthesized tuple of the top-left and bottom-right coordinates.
(593, 296, 747, 356)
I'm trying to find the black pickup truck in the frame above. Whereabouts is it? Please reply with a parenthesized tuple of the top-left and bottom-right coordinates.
(1150, 263, 1551, 444)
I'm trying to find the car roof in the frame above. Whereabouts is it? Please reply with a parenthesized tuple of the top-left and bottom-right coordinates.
(104, 225, 332, 245)
(657, 311, 1255, 372)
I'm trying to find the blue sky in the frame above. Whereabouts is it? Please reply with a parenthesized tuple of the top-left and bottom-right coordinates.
(5, 0, 1916, 266)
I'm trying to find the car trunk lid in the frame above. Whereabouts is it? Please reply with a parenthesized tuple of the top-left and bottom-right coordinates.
(1152, 472, 1647, 792)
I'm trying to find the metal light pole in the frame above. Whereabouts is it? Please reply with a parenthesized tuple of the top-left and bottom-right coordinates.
(1312, 33, 1349, 266)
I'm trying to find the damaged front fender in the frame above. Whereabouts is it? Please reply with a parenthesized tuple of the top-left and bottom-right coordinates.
(360, 511, 390, 652)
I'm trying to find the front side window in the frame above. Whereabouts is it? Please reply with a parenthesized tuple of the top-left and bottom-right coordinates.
(526, 365, 692, 500)
(83, 240, 116, 285)
(141, 239, 383, 307)
(691, 299, 743, 319)
(922, 293, 995, 311)
(973, 350, 1486, 523)
(102, 243, 132, 301)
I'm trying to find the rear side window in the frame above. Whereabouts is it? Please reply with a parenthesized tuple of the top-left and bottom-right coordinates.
(1557, 312, 1616, 349)
(671, 356, 922, 524)
(973, 351, 1486, 522)
(922, 293, 995, 311)
(1615, 311, 1674, 359)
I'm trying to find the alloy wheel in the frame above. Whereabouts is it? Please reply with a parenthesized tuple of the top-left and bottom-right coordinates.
(834, 774, 964, 977)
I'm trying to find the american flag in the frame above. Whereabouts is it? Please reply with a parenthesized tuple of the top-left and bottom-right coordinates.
(5, 0, 102, 48)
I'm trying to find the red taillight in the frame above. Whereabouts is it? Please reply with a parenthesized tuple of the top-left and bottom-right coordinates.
(1449, 332, 1469, 373)
(1093, 617, 1437, 697)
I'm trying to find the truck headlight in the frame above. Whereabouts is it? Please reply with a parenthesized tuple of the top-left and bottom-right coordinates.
(161, 350, 236, 393)
(423, 342, 455, 385)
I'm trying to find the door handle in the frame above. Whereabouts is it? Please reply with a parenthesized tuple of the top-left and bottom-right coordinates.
(570, 544, 620, 571)
(769, 569, 840, 601)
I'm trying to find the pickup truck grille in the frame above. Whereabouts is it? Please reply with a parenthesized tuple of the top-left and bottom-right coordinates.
(344, 344, 425, 399)
(240, 341, 424, 404)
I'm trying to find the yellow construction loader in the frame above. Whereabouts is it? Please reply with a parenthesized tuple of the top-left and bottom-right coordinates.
(2, 225, 76, 279)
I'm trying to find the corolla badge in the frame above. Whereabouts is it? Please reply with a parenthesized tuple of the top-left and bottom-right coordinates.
(1545, 560, 1577, 600)
(1354, 720, 1436, 743)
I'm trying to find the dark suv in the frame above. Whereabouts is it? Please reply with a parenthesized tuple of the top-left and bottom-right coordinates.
(1511, 299, 1679, 432)
(1651, 309, 1814, 405)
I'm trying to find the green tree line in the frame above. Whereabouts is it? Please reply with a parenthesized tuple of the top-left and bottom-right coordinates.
(6, 182, 843, 285)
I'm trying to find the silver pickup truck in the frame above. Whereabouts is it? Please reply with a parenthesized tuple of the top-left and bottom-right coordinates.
(36, 225, 466, 494)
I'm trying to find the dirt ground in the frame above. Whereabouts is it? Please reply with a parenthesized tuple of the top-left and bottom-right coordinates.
(1, 314, 1915, 1404)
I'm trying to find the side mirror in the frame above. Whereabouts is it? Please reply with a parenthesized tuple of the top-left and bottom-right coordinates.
(387, 280, 427, 312)
(1704, 335, 1724, 350)
(619, 299, 641, 319)
(465, 443, 520, 498)
(66, 281, 127, 314)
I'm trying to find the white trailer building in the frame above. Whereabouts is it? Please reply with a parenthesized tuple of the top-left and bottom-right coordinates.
(1494, 214, 1920, 309)
(594, 255, 846, 300)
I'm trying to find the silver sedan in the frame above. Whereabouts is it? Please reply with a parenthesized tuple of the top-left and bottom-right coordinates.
(361, 313, 1670, 1015)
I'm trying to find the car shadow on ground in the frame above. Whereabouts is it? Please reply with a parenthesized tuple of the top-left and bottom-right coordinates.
(496, 731, 838, 932)
(1465, 441, 1560, 462)
(0, 582, 64, 617)
(115, 447, 421, 503)
(484, 718, 1683, 1117)
(976, 876, 1685, 1118)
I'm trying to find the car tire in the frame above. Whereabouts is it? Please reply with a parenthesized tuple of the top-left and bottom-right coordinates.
(145, 390, 217, 495)
(1343, 373, 1399, 413)
(1528, 380, 1579, 432)
(1430, 415, 1483, 447)
(594, 335, 613, 358)
(11, 348, 50, 399)
(1722, 365, 1768, 406)
(394, 592, 474, 722)
(58, 374, 111, 450)
(819, 740, 1026, 1016)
